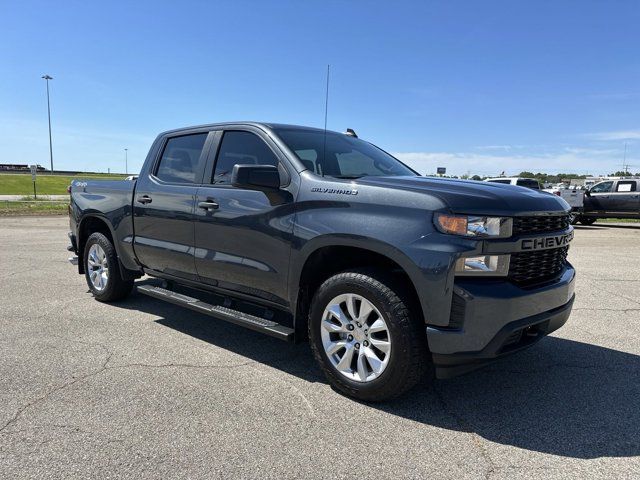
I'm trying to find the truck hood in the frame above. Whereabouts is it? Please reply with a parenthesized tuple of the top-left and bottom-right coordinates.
(356, 176, 569, 216)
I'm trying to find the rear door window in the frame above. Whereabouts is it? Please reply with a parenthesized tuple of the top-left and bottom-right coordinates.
(616, 181, 637, 192)
(155, 133, 208, 184)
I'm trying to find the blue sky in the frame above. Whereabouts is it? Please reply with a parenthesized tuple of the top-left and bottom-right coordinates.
(1, 0, 639, 176)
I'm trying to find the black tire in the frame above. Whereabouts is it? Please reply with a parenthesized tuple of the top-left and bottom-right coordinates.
(580, 217, 596, 225)
(569, 212, 580, 225)
(84, 232, 134, 302)
(308, 268, 429, 402)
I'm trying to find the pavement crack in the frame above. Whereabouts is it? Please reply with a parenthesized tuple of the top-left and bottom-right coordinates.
(432, 383, 496, 479)
(104, 361, 256, 370)
(49, 334, 112, 357)
(0, 356, 255, 434)
(0, 351, 113, 434)
(286, 382, 316, 417)
(595, 279, 640, 283)
(598, 287, 640, 308)
(249, 364, 316, 417)
(573, 307, 640, 313)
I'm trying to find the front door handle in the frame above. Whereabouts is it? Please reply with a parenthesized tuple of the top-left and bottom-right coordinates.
(198, 199, 219, 211)
(137, 195, 152, 204)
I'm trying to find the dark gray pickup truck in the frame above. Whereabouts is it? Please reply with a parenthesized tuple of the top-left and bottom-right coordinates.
(577, 178, 640, 225)
(68, 122, 575, 401)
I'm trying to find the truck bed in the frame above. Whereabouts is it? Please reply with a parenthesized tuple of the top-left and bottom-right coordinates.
(71, 179, 135, 215)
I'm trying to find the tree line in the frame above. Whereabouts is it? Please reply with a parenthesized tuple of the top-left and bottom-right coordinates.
(439, 171, 640, 183)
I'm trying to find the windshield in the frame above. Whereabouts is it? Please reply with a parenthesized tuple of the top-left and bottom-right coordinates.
(274, 128, 417, 179)
(516, 179, 540, 190)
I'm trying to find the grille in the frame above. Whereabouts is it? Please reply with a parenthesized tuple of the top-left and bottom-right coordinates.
(509, 246, 569, 285)
(512, 214, 570, 236)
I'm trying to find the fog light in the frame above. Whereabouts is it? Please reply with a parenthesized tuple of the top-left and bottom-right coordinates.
(455, 254, 510, 276)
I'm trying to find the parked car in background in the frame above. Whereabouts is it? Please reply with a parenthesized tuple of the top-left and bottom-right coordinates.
(485, 177, 541, 190)
(558, 187, 585, 224)
(543, 185, 562, 196)
(543, 183, 573, 196)
(576, 179, 640, 225)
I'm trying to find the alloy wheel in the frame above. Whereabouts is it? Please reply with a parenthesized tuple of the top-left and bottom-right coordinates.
(320, 293, 391, 382)
(87, 243, 109, 291)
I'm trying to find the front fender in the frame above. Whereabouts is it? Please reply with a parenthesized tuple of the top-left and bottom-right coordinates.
(288, 233, 473, 327)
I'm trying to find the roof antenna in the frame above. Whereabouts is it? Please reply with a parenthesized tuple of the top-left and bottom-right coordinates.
(322, 64, 330, 176)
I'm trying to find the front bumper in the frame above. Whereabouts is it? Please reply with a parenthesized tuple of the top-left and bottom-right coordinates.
(427, 265, 575, 378)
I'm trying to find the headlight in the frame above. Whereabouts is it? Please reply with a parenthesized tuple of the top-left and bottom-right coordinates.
(434, 213, 512, 238)
(455, 254, 510, 276)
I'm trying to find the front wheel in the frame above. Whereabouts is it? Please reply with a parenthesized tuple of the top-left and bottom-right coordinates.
(308, 269, 428, 402)
(84, 232, 133, 302)
(569, 212, 580, 225)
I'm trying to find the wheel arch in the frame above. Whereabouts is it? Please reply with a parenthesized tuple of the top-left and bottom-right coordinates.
(77, 214, 139, 280)
(290, 236, 427, 339)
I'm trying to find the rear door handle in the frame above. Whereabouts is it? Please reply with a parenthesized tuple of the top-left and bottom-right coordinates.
(198, 199, 219, 211)
(137, 195, 152, 204)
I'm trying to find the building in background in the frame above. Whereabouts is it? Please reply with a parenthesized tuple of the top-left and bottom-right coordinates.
(0, 164, 46, 172)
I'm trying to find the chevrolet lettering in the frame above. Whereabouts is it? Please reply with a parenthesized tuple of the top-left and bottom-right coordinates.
(66, 122, 576, 402)
(521, 231, 574, 251)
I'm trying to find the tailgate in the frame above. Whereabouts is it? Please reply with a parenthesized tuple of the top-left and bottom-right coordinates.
(561, 190, 584, 208)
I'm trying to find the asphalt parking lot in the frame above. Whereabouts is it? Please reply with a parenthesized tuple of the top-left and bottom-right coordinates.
(1, 216, 639, 479)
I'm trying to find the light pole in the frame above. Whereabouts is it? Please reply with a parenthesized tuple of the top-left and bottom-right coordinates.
(42, 75, 54, 174)
(124, 148, 128, 174)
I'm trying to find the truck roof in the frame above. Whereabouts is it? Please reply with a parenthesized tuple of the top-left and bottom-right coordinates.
(159, 121, 338, 137)
(485, 177, 529, 182)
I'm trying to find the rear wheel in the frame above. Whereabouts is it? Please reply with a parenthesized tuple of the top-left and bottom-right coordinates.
(308, 268, 428, 402)
(84, 232, 134, 302)
(580, 217, 596, 225)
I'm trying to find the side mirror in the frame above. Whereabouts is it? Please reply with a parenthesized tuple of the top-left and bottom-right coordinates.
(584, 189, 591, 197)
(231, 164, 281, 190)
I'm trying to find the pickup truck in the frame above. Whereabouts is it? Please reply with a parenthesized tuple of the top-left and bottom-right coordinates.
(575, 179, 640, 225)
(68, 122, 576, 401)
(485, 177, 542, 190)
(547, 187, 586, 224)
